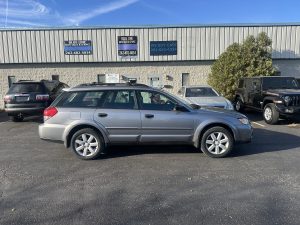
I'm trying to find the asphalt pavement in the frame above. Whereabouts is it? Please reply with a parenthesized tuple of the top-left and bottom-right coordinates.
(0, 111, 300, 225)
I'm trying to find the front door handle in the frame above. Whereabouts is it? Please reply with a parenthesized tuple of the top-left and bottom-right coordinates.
(98, 113, 108, 117)
(145, 114, 154, 118)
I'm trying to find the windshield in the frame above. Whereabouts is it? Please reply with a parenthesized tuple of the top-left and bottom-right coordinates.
(262, 77, 299, 90)
(185, 87, 219, 97)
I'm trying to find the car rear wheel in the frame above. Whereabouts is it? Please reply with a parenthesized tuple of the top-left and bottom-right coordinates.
(263, 103, 279, 125)
(70, 128, 104, 160)
(201, 127, 234, 158)
(235, 98, 244, 112)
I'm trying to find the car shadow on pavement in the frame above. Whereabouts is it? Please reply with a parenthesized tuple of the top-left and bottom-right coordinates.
(233, 127, 300, 157)
(0, 112, 43, 123)
(102, 127, 300, 159)
(103, 145, 198, 159)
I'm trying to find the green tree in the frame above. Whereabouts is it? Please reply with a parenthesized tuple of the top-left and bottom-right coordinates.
(208, 32, 276, 100)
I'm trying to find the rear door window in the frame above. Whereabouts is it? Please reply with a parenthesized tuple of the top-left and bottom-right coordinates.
(102, 90, 137, 109)
(8, 83, 45, 94)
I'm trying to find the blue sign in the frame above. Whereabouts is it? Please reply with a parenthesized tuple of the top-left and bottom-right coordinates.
(64, 40, 92, 55)
(118, 36, 138, 57)
(150, 41, 177, 56)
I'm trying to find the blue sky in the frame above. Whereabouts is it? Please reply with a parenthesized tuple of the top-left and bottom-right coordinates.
(0, 0, 300, 28)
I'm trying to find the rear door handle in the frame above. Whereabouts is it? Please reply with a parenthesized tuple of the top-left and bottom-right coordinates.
(98, 113, 108, 117)
(145, 114, 154, 118)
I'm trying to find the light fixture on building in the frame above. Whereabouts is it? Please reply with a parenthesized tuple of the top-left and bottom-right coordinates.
(166, 75, 173, 81)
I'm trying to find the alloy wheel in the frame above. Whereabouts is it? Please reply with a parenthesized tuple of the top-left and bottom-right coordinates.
(264, 107, 272, 121)
(74, 133, 99, 157)
(205, 132, 229, 155)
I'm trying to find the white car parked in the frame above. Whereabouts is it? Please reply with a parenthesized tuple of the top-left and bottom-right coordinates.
(178, 85, 234, 110)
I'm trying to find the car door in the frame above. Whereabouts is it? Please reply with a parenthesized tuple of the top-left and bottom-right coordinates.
(94, 90, 141, 143)
(137, 90, 194, 143)
(249, 79, 262, 108)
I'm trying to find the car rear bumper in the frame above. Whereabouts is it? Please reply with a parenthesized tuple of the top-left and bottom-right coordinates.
(5, 107, 45, 116)
(39, 123, 66, 143)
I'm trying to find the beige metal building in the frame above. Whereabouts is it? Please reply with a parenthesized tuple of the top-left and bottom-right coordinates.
(1, 23, 300, 108)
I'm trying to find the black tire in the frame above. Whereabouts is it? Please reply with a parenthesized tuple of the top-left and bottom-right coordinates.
(10, 115, 24, 122)
(263, 103, 279, 125)
(201, 126, 234, 158)
(70, 128, 105, 160)
(235, 97, 244, 112)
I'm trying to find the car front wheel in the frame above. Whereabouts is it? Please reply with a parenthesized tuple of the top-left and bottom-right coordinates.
(70, 128, 104, 160)
(263, 103, 279, 125)
(201, 127, 234, 158)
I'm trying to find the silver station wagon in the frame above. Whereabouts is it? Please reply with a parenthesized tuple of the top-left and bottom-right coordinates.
(39, 82, 252, 160)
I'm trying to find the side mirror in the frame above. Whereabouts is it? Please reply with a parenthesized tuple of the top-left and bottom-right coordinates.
(174, 104, 188, 112)
(190, 104, 201, 109)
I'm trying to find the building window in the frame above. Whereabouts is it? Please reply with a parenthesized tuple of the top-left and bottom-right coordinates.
(8, 76, 16, 87)
(182, 73, 190, 86)
(97, 74, 106, 83)
(52, 75, 59, 81)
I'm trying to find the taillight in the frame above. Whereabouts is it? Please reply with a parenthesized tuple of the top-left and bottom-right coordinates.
(43, 107, 58, 121)
(36, 94, 49, 101)
(4, 95, 12, 103)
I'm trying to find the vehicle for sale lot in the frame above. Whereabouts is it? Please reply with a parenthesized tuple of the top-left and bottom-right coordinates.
(178, 85, 234, 110)
(4, 80, 69, 122)
(235, 76, 300, 124)
(39, 82, 252, 160)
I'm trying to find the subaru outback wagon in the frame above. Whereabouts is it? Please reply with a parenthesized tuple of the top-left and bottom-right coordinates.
(39, 83, 252, 160)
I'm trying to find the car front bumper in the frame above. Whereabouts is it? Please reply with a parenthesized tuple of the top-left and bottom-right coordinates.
(235, 124, 253, 143)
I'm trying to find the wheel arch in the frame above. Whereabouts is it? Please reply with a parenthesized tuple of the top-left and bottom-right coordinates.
(193, 122, 236, 148)
(262, 97, 275, 108)
(64, 122, 109, 148)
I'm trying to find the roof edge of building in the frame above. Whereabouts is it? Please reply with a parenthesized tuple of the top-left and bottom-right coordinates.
(1, 22, 300, 31)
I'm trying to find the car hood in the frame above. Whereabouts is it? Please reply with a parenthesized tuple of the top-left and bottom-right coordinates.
(265, 89, 300, 96)
(196, 106, 245, 118)
(185, 96, 228, 106)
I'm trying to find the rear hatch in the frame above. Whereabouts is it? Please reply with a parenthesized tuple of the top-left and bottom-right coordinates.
(5, 82, 49, 107)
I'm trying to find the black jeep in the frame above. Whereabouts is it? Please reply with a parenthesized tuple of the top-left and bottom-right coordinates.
(235, 76, 300, 124)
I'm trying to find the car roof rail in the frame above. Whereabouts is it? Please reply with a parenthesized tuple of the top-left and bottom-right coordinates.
(17, 79, 35, 82)
(76, 82, 149, 88)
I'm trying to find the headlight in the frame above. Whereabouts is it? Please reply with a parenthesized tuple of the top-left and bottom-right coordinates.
(225, 100, 234, 110)
(239, 117, 250, 125)
(284, 96, 291, 105)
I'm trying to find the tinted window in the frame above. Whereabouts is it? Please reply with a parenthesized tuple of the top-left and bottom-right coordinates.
(8, 83, 44, 93)
(56, 91, 105, 108)
(102, 90, 136, 109)
(185, 87, 218, 97)
(262, 77, 299, 90)
(139, 91, 176, 111)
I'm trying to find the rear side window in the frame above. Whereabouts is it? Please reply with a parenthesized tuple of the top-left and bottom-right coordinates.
(8, 83, 44, 93)
(55, 91, 105, 108)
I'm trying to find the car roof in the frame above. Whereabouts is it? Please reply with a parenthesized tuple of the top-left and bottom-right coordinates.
(241, 76, 296, 79)
(183, 85, 212, 88)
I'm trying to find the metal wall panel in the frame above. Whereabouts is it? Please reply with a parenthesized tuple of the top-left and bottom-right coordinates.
(1, 25, 300, 64)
